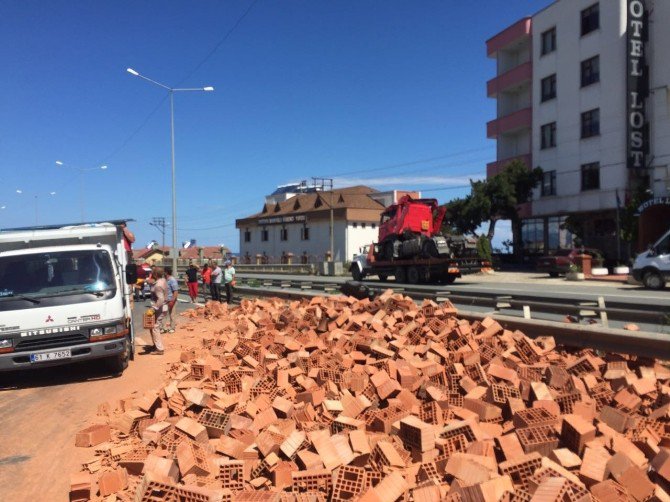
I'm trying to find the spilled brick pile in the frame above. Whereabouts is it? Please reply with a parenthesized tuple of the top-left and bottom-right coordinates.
(70, 292, 670, 501)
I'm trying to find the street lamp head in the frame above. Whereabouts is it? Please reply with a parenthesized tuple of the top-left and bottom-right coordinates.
(203, 86, 214, 92)
(50, 192, 56, 196)
(55, 160, 63, 166)
(100, 165, 108, 170)
(127, 68, 139, 76)
(16, 189, 22, 194)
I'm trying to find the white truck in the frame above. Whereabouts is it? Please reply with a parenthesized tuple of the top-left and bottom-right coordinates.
(632, 228, 670, 290)
(0, 220, 137, 374)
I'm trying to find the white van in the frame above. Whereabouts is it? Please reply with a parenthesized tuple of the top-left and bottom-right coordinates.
(0, 220, 137, 374)
(632, 228, 670, 290)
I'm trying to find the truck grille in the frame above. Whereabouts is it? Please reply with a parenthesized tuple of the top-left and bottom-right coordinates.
(14, 333, 89, 352)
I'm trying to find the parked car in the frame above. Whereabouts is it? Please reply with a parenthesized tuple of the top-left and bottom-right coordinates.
(633, 229, 670, 289)
(536, 248, 602, 277)
(133, 264, 153, 300)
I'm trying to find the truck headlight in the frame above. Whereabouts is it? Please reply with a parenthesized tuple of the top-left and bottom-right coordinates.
(0, 339, 12, 349)
(104, 326, 117, 335)
(90, 328, 103, 337)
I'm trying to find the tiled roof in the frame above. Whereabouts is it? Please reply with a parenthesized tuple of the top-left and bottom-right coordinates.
(241, 185, 384, 220)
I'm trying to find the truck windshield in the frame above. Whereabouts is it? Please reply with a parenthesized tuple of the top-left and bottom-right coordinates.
(0, 250, 116, 299)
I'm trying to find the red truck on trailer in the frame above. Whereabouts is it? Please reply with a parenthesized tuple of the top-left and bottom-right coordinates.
(349, 195, 486, 284)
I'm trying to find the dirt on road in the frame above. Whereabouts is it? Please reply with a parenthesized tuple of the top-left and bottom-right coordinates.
(0, 301, 192, 501)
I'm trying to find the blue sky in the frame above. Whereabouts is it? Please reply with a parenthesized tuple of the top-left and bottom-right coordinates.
(0, 0, 549, 252)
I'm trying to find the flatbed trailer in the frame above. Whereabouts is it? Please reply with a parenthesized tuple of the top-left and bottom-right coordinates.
(350, 250, 487, 284)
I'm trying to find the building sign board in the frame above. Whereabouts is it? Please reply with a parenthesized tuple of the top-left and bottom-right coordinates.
(636, 197, 670, 215)
(258, 215, 307, 226)
(627, 0, 649, 169)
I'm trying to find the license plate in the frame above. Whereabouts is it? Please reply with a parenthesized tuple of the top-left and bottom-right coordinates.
(30, 349, 72, 363)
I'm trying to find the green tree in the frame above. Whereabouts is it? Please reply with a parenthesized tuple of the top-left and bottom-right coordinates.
(444, 160, 542, 257)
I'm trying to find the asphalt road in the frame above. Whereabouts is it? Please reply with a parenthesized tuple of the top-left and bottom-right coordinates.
(0, 298, 192, 501)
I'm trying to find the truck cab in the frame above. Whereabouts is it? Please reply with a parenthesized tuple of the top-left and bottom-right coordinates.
(0, 221, 136, 374)
(633, 229, 670, 289)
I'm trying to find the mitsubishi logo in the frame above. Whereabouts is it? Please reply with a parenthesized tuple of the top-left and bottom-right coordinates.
(45, 315, 54, 323)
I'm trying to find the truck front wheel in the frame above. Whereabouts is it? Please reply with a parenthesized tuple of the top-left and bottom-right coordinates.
(351, 266, 363, 282)
(378, 273, 388, 282)
(107, 336, 130, 376)
(394, 267, 406, 283)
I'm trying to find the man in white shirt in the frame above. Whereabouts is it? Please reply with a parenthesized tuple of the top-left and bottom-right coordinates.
(223, 260, 236, 304)
(210, 261, 222, 302)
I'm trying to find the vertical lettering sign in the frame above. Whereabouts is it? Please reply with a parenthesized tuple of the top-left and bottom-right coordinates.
(627, 0, 649, 169)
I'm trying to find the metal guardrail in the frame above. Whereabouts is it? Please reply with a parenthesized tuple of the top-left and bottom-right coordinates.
(234, 276, 668, 326)
(230, 280, 670, 360)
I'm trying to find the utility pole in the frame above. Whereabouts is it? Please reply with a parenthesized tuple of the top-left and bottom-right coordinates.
(150, 217, 167, 248)
(312, 177, 334, 261)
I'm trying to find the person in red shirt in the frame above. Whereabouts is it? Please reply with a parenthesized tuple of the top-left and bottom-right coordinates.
(200, 263, 211, 303)
(121, 223, 135, 262)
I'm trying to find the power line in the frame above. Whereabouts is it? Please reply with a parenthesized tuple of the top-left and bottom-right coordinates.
(176, 0, 261, 86)
(149, 216, 167, 247)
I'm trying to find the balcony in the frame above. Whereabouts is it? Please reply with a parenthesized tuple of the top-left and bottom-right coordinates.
(487, 17, 532, 58)
(487, 61, 532, 98)
(486, 154, 532, 178)
(487, 107, 532, 139)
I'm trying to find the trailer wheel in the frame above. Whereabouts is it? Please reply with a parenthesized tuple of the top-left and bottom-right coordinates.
(394, 267, 406, 283)
(407, 266, 420, 285)
(443, 275, 456, 284)
(378, 273, 388, 282)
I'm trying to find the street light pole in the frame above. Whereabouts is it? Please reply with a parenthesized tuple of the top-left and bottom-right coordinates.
(16, 189, 56, 225)
(127, 68, 213, 275)
(55, 161, 108, 221)
(170, 90, 177, 275)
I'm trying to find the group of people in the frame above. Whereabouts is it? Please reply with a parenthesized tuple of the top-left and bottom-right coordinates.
(184, 260, 236, 304)
(144, 260, 236, 355)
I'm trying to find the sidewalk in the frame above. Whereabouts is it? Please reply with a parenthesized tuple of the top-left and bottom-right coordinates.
(461, 270, 637, 288)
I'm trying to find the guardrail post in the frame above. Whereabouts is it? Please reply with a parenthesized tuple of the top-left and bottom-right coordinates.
(598, 296, 609, 328)
(523, 306, 531, 319)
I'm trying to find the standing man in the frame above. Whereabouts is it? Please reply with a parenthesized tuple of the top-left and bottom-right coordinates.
(210, 260, 222, 302)
(147, 267, 167, 355)
(164, 266, 179, 333)
(200, 262, 211, 302)
(223, 260, 236, 304)
(184, 261, 199, 303)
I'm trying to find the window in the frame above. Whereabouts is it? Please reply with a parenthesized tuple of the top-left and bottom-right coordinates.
(541, 74, 556, 102)
(541, 122, 556, 149)
(372, 223, 376, 229)
(581, 3, 599, 36)
(581, 108, 600, 138)
(362, 223, 366, 229)
(261, 229, 268, 242)
(522, 218, 545, 254)
(244, 230, 251, 243)
(581, 162, 600, 191)
(541, 27, 556, 55)
(353, 222, 358, 228)
(581, 55, 600, 87)
(280, 227, 288, 241)
(300, 227, 310, 241)
(541, 170, 556, 197)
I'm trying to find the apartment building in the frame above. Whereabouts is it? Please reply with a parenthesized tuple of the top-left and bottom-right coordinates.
(487, 0, 670, 258)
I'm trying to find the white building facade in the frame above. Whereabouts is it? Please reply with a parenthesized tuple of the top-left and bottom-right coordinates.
(487, 0, 670, 258)
(235, 187, 419, 263)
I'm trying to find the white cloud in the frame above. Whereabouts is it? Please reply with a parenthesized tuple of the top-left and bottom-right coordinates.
(334, 174, 485, 188)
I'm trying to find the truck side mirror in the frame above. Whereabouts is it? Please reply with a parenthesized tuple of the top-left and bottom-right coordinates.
(125, 264, 138, 285)
(647, 244, 656, 257)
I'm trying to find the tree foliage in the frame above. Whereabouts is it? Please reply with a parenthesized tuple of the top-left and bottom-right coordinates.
(442, 160, 542, 255)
